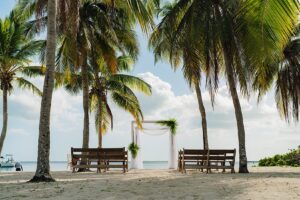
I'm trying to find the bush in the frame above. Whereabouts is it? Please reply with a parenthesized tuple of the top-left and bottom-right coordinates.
(273, 154, 281, 162)
(258, 158, 267, 166)
(276, 159, 286, 166)
(258, 146, 300, 167)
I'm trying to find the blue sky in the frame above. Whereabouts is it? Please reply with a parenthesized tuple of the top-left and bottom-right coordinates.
(0, 1, 299, 163)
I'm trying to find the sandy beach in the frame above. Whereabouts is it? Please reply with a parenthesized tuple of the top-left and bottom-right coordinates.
(0, 167, 300, 200)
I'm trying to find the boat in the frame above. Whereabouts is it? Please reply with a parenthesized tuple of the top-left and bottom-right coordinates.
(0, 154, 15, 168)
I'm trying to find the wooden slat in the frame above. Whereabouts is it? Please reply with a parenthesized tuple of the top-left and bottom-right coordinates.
(72, 148, 99, 152)
(184, 165, 208, 169)
(209, 156, 234, 160)
(183, 156, 209, 160)
(183, 149, 209, 154)
(207, 166, 233, 169)
(209, 149, 235, 154)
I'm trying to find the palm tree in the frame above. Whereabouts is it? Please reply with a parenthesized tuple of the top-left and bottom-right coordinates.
(56, 55, 151, 148)
(0, 10, 43, 156)
(253, 27, 300, 122)
(29, 0, 57, 182)
(77, 0, 156, 149)
(54, 0, 141, 149)
(22, 0, 156, 152)
(276, 35, 300, 122)
(150, 0, 298, 173)
(89, 56, 151, 147)
(150, 2, 210, 149)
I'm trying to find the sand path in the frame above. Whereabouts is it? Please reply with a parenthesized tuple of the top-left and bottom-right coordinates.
(0, 167, 300, 200)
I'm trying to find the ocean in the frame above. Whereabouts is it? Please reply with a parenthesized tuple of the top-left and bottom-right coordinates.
(0, 161, 258, 172)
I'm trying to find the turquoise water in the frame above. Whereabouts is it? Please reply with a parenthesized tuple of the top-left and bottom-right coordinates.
(0, 161, 258, 172)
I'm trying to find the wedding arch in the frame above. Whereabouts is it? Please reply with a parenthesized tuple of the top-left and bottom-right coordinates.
(129, 119, 178, 169)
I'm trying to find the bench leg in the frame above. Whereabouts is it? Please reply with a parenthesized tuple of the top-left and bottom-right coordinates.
(123, 161, 125, 173)
(231, 168, 235, 173)
(230, 162, 235, 173)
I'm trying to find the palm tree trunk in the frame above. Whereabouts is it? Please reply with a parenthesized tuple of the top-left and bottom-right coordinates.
(93, 64, 103, 148)
(223, 47, 249, 173)
(77, 56, 90, 172)
(90, 48, 103, 148)
(82, 57, 89, 149)
(30, 0, 57, 182)
(214, 4, 249, 173)
(194, 83, 208, 150)
(0, 87, 8, 156)
(98, 111, 103, 148)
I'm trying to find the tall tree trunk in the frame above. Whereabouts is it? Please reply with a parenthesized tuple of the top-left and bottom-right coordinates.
(81, 57, 89, 149)
(223, 47, 249, 173)
(98, 111, 102, 148)
(77, 56, 90, 172)
(0, 87, 8, 156)
(215, 2, 249, 173)
(93, 63, 103, 148)
(30, 0, 57, 182)
(194, 83, 208, 150)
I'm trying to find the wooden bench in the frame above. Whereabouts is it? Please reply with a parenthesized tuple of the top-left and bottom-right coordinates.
(180, 149, 209, 173)
(98, 148, 128, 173)
(71, 147, 128, 173)
(207, 149, 236, 173)
(179, 149, 236, 173)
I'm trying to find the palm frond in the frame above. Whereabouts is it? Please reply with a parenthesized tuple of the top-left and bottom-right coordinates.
(13, 77, 42, 96)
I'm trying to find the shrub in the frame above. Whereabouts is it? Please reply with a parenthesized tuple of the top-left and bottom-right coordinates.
(277, 159, 286, 166)
(258, 146, 300, 167)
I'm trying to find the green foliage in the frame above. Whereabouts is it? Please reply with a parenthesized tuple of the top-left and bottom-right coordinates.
(156, 118, 178, 135)
(259, 146, 300, 167)
(128, 143, 140, 159)
(0, 8, 43, 94)
(90, 58, 152, 135)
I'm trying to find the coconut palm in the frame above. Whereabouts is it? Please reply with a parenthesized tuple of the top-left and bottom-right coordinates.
(150, 0, 298, 173)
(0, 10, 43, 156)
(13, 0, 155, 180)
(150, 2, 210, 150)
(276, 35, 300, 122)
(253, 27, 300, 122)
(59, 55, 151, 148)
(28, 0, 57, 182)
(22, 0, 156, 151)
(54, 0, 142, 149)
(90, 56, 151, 148)
(74, 0, 156, 149)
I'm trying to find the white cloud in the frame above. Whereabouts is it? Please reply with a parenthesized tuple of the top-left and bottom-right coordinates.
(0, 72, 299, 162)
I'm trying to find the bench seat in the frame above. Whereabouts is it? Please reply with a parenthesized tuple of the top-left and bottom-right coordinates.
(71, 147, 128, 173)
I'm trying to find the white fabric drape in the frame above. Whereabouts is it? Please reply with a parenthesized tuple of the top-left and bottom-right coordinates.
(131, 128, 143, 169)
(130, 122, 177, 170)
(168, 133, 177, 169)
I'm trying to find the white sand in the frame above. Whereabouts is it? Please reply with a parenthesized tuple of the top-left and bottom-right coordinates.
(1, 167, 300, 200)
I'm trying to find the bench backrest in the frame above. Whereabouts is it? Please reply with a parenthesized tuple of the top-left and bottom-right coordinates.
(183, 149, 209, 161)
(99, 148, 127, 160)
(181, 149, 235, 161)
(71, 147, 127, 160)
(208, 149, 236, 161)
